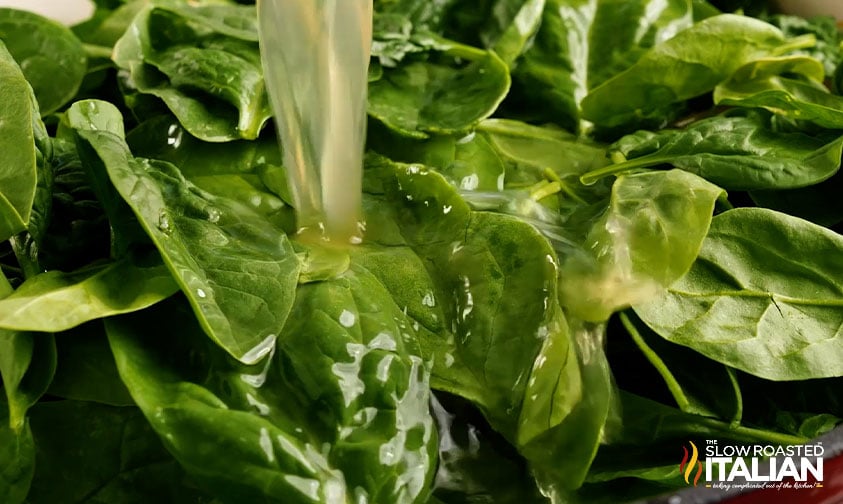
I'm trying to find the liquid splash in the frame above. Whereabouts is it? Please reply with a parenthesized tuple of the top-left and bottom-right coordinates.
(258, 0, 372, 243)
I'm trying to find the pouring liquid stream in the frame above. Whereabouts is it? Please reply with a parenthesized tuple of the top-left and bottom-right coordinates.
(258, 0, 372, 244)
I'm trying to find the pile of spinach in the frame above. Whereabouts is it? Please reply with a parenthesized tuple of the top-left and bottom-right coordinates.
(1, 0, 842, 502)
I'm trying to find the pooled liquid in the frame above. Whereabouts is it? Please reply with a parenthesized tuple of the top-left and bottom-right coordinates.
(258, 0, 372, 243)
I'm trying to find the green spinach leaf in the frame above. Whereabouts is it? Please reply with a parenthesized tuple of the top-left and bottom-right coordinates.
(635, 208, 843, 381)
(69, 100, 300, 364)
(512, 0, 694, 132)
(584, 113, 843, 190)
(112, 2, 270, 141)
(0, 404, 34, 504)
(716, 74, 843, 129)
(0, 41, 39, 244)
(0, 8, 86, 115)
(0, 272, 56, 433)
(107, 272, 437, 503)
(0, 259, 177, 333)
(582, 14, 810, 130)
(369, 36, 510, 138)
(561, 169, 723, 322)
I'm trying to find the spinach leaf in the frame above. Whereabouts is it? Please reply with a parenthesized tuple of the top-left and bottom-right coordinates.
(368, 36, 510, 138)
(73, 0, 146, 49)
(0, 404, 34, 504)
(512, 0, 694, 131)
(609, 392, 805, 446)
(764, 14, 841, 77)
(560, 169, 723, 322)
(27, 400, 211, 504)
(107, 273, 437, 503)
(0, 259, 178, 333)
(523, 321, 615, 493)
(634, 208, 843, 381)
(581, 14, 810, 130)
(437, 0, 546, 65)
(716, 74, 843, 129)
(126, 115, 292, 222)
(478, 119, 610, 194)
(112, 2, 270, 141)
(369, 159, 579, 441)
(364, 158, 613, 489)
(368, 118, 610, 210)
(68, 100, 300, 364)
(584, 113, 843, 190)
(0, 272, 56, 433)
(33, 138, 112, 272)
(0, 9, 86, 115)
(0, 41, 38, 244)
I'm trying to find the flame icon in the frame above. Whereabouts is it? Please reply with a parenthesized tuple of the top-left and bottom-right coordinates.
(679, 441, 703, 486)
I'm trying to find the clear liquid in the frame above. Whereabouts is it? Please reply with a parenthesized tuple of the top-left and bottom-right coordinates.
(258, 0, 372, 243)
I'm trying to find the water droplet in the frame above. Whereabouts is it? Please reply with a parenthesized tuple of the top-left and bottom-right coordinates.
(332, 343, 367, 406)
(460, 174, 479, 191)
(421, 291, 436, 307)
(339, 310, 356, 328)
(196, 288, 207, 298)
(259, 427, 275, 462)
(460, 276, 474, 321)
(207, 207, 221, 223)
(368, 332, 397, 351)
(380, 444, 396, 464)
(456, 131, 476, 144)
(536, 355, 547, 369)
(284, 476, 322, 501)
(157, 210, 172, 234)
(166, 124, 183, 148)
(240, 333, 277, 365)
(376, 355, 394, 382)
(248, 394, 271, 415)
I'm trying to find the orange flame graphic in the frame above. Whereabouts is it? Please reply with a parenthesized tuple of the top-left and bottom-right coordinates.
(679, 441, 703, 486)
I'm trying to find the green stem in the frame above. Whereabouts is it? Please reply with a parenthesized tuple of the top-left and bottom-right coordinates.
(711, 420, 808, 446)
(726, 367, 743, 428)
(773, 34, 817, 56)
(83, 43, 114, 60)
(9, 235, 39, 279)
(580, 155, 669, 185)
(621, 312, 691, 412)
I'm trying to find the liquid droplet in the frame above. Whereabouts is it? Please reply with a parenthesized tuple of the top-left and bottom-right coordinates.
(460, 174, 479, 191)
(157, 210, 172, 234)
(196, 288, 207, 299)
(240, 333, 278, 365)
(339, 310, 356, 328)
(166, 123, 183, 148)
(421, 292, 436, 307)
(207, 207, 221, 223)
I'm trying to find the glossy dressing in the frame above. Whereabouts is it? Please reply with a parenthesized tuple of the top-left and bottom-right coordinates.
(257, 0, 372, 243)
